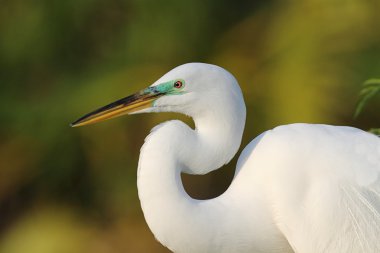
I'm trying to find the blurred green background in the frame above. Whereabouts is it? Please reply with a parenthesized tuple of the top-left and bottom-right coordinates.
(0, 0, 379, 252)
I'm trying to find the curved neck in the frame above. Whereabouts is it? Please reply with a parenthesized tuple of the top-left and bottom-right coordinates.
(137, 103, 246, 252)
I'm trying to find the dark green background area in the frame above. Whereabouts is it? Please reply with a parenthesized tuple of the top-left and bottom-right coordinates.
(0, 0, 379, 252)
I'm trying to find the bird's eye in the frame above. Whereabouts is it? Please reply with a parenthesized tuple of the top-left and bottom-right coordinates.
(173, 80, 183, 89)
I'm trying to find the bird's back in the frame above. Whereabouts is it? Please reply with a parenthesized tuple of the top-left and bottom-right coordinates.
(231, 124, 380, 253)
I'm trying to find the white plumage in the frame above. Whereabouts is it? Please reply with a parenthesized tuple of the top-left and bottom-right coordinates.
(73, 63, 380, 253)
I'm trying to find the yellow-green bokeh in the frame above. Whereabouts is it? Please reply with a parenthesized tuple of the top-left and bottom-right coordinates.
(0, 0, 379, 252)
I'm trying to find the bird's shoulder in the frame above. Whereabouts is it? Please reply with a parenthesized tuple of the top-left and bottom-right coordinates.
(237, 123, 380, 186)
(234, 123, 380, 253)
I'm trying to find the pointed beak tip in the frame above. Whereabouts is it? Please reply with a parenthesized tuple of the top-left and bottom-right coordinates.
(70, 121, 81, 128)
(69, 87, 162, 128)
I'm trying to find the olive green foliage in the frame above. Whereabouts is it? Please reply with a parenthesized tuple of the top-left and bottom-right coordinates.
(355, 79, 380, 134)
(0, 0, 379, 252)
(355, 79, 380, 118)
(369, 128, 380, 135)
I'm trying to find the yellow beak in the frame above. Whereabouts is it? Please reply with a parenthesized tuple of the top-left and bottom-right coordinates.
(71, 87, 163, 127)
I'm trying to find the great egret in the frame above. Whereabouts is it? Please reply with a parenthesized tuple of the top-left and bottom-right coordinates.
(72, 63, 380, 253)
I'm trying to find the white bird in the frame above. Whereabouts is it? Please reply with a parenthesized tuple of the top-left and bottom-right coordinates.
(71, 63, 380, 253)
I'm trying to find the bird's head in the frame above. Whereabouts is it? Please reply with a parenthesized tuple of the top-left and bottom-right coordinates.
(71, 63, 244, 127)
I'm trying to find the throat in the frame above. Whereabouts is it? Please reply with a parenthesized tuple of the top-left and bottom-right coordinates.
(136, 114, 244, 251)
(137, 141, 228, 253)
